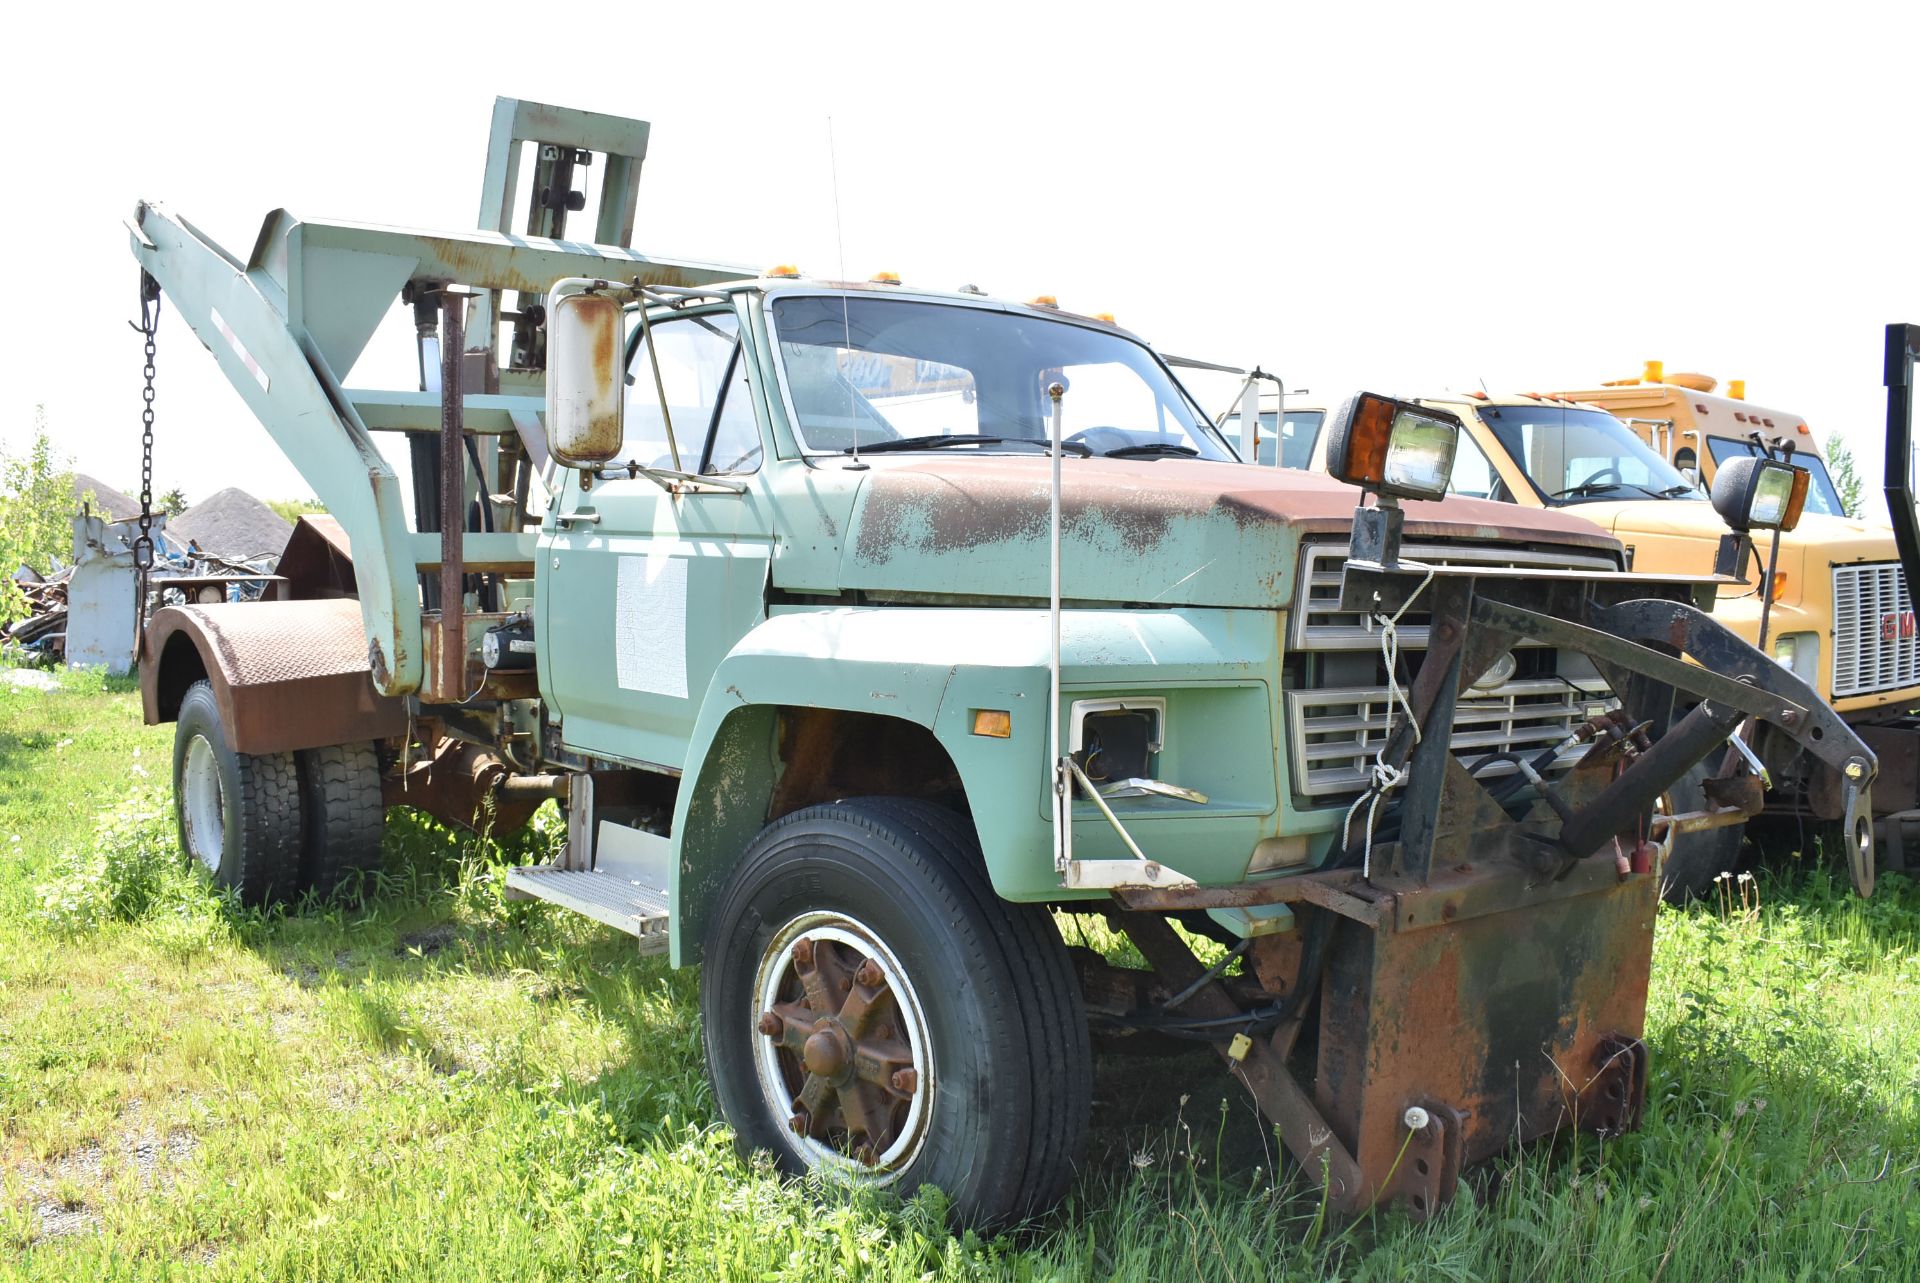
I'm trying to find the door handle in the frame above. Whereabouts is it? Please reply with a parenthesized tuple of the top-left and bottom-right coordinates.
(557, 510, 601, 526)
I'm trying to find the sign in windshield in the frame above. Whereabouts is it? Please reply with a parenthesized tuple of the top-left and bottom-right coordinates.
(769, 296, 1232, 461)
(1478, 404, 1703, 505)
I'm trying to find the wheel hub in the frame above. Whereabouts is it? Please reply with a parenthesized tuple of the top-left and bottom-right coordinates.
(802, 1024, 853, 1079)
(181, 734, 224, 874)
(753, 914, 933, 1179)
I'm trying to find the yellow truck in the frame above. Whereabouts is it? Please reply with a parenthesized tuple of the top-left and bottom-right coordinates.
(1399, 389, 1917, 892)
(1551, 362, 1841, 502)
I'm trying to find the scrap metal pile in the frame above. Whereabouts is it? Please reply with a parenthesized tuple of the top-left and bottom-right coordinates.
(5, 563, 68, 658)
(5, 501, 287, 665)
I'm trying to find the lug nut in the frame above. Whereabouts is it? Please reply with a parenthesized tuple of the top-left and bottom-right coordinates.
(792, 937, 814, 967)
(788, 1110, 810, 1136)
(853, 1141, 878, 1166)
(890, 1067, 918, 1094)
(757, 1011, 784, 1037)
(855, 959, 883, 988)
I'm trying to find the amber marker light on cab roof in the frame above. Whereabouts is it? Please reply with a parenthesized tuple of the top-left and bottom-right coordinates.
(1030, 294, 1059, 308)
(871, 270, 902, 284)
(764, 264, 802, 279)
(971, 709, 1012, 738)
(1094, 312, 1117, 324)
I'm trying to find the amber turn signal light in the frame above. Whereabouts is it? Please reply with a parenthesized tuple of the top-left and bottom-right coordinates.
(971, 709, 1012, 738)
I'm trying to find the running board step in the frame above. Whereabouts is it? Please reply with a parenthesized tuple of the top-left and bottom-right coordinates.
(503, 866, 670, 954)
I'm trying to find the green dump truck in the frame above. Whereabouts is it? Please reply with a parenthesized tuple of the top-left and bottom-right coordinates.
(124, 98, 1877, 1227)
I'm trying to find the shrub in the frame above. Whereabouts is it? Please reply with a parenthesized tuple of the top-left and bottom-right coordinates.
(34, 784, 217, 934)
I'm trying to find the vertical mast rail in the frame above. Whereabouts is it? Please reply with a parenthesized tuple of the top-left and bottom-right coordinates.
(438, 293, 468, 700)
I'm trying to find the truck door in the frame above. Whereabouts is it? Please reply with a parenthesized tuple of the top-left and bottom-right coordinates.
(539, 306, 773, 770)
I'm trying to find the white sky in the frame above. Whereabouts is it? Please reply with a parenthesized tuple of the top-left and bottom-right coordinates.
(3, 2, 1917, 514)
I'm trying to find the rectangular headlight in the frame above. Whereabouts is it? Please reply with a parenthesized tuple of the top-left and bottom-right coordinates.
(1711, 455, 1810, 533)
(1382, 412, 1459, 498)
(1324, 393, 1462, 501)
(1749, 465, 1794, 527)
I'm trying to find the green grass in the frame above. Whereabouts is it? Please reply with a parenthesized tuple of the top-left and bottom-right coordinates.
(2, 668, 1918, 1279)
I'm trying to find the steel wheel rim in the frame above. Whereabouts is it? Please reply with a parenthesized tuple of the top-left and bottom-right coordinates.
(752, 910, 934, 1181)
(181, 735, 225, 874)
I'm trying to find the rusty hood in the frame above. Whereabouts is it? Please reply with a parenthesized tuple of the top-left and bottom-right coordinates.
(838, 456, 1619, 608)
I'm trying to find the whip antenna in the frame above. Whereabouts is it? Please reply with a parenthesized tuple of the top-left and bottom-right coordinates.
(827, 116, 865, 470)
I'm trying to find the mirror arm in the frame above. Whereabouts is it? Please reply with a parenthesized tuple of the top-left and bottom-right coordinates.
(633, 301, 682, 472)
(596, 466, 747, 496)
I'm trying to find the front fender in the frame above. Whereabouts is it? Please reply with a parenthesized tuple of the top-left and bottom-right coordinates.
(667, 606, 1281, 965)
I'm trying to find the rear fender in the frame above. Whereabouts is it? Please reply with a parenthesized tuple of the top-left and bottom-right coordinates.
(141, 600, 407, 755)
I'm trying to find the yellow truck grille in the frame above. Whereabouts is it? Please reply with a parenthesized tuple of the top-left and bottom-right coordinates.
(1832, 562, 1920, 699)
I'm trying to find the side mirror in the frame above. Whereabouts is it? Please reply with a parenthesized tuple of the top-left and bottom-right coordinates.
(545, 281, 626, 468)
(1711, 455, 1808, 533)
(1324, 393, 1461, 501)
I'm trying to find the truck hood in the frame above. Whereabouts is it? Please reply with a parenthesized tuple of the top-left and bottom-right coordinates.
(1573, 500, 1900, 606)
(837, 457, 1619, 608)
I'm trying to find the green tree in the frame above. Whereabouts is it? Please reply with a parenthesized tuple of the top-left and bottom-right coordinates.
(1826, 434, 1865, 519)
(158, 487, 189, 516)
(266, 498, 327, 524)
(1, 409, 75, 623)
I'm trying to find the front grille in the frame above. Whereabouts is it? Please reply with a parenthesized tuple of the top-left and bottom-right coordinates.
(1293, 540, 1620, 650)
(1286, 678, 1610, 798)
(1287, 539, 1616, 801)
(1832, 562, 1920, 698)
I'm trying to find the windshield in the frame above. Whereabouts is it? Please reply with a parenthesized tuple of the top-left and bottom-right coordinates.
(1222, 409, 1325, 468)
(1477, 404, 1704, 504)
(769, 295, 1232, 460)
(1705, 437, 1849, 518)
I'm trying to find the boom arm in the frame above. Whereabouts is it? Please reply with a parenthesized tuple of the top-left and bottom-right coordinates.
(128, 201, 748, 694)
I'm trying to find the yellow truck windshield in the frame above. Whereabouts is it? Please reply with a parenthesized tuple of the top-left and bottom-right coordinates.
(1705, 436, 1848, 517)
(1480, 404, 1704, 505)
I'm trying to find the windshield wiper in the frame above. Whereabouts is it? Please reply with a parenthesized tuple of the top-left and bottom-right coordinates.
(1548, 481, 1667, 501)
(1654, 484, 1698, 498)
(843, 434, 1092, 456)
(1103, 443, 1200, 459)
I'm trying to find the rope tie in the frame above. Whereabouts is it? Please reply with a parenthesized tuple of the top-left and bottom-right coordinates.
(1343, 560, 1438, 879)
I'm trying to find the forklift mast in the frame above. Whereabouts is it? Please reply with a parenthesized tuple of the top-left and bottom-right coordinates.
(126, 98, 747, 697)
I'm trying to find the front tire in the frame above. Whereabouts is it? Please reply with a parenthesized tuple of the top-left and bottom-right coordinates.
(172, 680, 302, 906)
(700, 798, 1090, 1228)
(1658, 760, 1746, 902)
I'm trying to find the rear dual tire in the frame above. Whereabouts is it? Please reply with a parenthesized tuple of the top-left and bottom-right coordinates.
(173, 681, 302, 905)
(171, 680, 384, 904)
